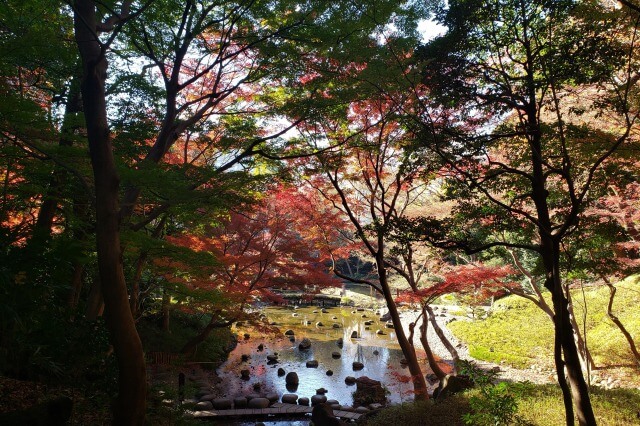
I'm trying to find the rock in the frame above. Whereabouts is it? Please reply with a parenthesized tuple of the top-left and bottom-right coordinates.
(316, 321, 324, 327)
(352, 361, 364, 371)
(385, 321, 394, 329)
(313, 310, 319, 313)
(270, 321, 277, 325)
(299, 338, 312, 350)
(321, 308, 328, 313)
(340, 405, 355, 412)
(252, 382, 261, 391)
(240, 369, 250, 380)
(243, 333, 250, 340)
(211, 398, 232, 409)
(364, 320, 373, 325)
(199, 394, 216, 401)
(380, 312, 391, 322)
(195, 401, 213, 411)
(365, 326, 370, 330)
(248, 397, 271, 408)
(285, 371, 299, 385)
(312, 403, 346, 426)
(289, 336, 295, 342)
(305, 320, 312, 325)
(285, 329, 295, 335)
(292, 313, 299, 317)
(277, 367, 286, 376)
(266, 393, 279, 403)
(355, 406, 371, 414)
(433, 374, 473, 400)
(241, 354, 250, 362)
(327, 399, 339, 405)
(350, 331, 358, 339)
(332, 316, 338, 320)
(257, 343, 264, 351)
(306, 359, 319, 368)
(298, 397, 310, 406)
(316, 387, 328, 394)
(353, 376, 386, 407)
(332, 323, 341, 328)
(369, 403, 383, 410)
(357, 308, 365, 311)
(267, 354, 278, 362)
(373, 350, 379, 355)
(233, 397, 247, 408)
(336, 338, 343, 347)
(345, 376, 357, 385)
(375, 329, 385, 335)
(332, 351, 341, 359)
(361, 314, 367, 318)
(282, 394, 298, 404)
(311, 394, 328, 406)
(326, 370, 334, 376)
(331, 403, 341, 411)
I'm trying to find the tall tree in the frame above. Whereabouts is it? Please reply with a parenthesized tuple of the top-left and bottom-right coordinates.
(414, 1, 640, 424)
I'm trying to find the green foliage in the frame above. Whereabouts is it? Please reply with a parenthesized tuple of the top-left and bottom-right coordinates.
(463, 381, 523, 426)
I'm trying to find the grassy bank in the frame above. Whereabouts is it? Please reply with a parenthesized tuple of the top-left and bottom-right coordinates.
(448, 276, 640, 377)
(362, 384, 640, 426)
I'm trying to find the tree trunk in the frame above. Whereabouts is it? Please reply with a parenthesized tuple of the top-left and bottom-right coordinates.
(73, 2, 146, 424)
(67, 263, 85, 309)
(544, 242, 596, 426)
(85, 279, 104, 321)
(129, 252, 147, 319)
(566, 290, 596, 371)
(161, 288, 170, 332)
(425, 305, 459, 367)
(377, 253, 429, 401)
(604, 280, 640, 366)
(181, 315, 231, 356)
(420, 309, 447, 380)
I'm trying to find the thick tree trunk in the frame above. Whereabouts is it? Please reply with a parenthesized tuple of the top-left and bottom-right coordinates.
(73, 2, 146, 424)
(544, 243, 596, 426)
(377, 253, 429, 401)
(425, 304, 459, 368)
(420, 309, 447, 380)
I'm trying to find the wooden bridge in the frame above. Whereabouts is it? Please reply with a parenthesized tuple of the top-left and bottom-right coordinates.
(189, 402, 365, 422)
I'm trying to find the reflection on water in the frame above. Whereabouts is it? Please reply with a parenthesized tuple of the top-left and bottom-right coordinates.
(213, 306, 431, 412)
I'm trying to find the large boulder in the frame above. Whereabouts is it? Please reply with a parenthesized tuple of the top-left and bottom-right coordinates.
(277, 367, 286, 376)
(433, 374, 473, 400)
(353, 376, 386, 407)
(233, 397, 247, 408)
(298, 397, 310, 406)
(311, 403, 347, 426)
(306, 359, 319, 368)
(285, 371, 299, 385)
(285, 329, 295, 335)
(282, 394, 298, 404)
(352, 361, 364, 371)
(344, 376, 357, 385)
(299, 338, 312, 351)
(248, 397, 271, 409)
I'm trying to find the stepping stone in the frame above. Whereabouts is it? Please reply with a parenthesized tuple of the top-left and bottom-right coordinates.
(332, 352, 341, 359)
(199, 394, 216, 401)
(352, 361, 364, 371)
(345, 376, 356, 385)
(282, 394, 298, 404)
(285, 329, 295, 335)
(355, 406, 371, 414)
(310, 395, 327, 406)
(195, 401, 213, 410)
(332, 323, 341, 328)
(212, 398, 232, 409)
(369, 403, 383, 410)
(277, 368, 286, 376)
(298, 397, 310, 406)
(248, 397, 270, 408)
(266, 393, 279, 403)
(233, 397, 247, 408)
(327, 399, 340, 405)
(376, 329, 385, 335)
(351, 331, 358, 338)
(340, 405, 355, 412)
(306, 360, 319, 368)
(326, 370, 334, 376)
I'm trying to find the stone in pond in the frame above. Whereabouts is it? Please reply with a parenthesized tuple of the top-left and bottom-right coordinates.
(285, 329, 295, 335)
(350, 331, 358, 339)
(316, 321, 324, 327)
(352, 361, 364, 371)
(305, 320, 312, 325)
(345, 376, 357, 385)
(266, 393, 279, 403)
(316, 387, 327, 394)
(289, 336, 295, 342)
(306, 359, 319, 368)
(277, 367, 286, 376)
(332, 323, 341, 329)
(321, 308, 328, 313)
(355, 406, 371, 414)
(385, 321, 394, 329)
(361, 314, 367, 318)
(248, 397, 270, 409)
(240, 369, 250, 380)
(364, 320, 373, 325)
(285, 371, 299, 385)
(332, 316, 338, 320)
(243, 333, 250, 340)
(310, 395, 327, 406)
(292, 313, 299, 317)
(336, 338, 343, 347)
(257, 343, 264, 351)
(233, 397, 247, 408)
(326, 370, 334, 376)
(195, 401, 213, 411)
(373, 350, 379, 355)
(375, 329, 385, 335)
(212, 398, 232, 409)
(331, 351, 341, 359)
(298, 397, 310, 406)
(267, 354, 278, 362)
(298, 338, 311, 350)
(282, 394, 298, 404)
(241, 354, 250, 362)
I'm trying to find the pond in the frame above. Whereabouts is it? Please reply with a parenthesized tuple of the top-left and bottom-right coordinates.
(212, 305, 440, 414)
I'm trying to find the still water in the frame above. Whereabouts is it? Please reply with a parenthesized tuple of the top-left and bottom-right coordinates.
(212, 305, 429, 410)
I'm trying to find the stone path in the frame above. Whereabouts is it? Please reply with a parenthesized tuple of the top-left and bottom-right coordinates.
(189, 402, 364, 421)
